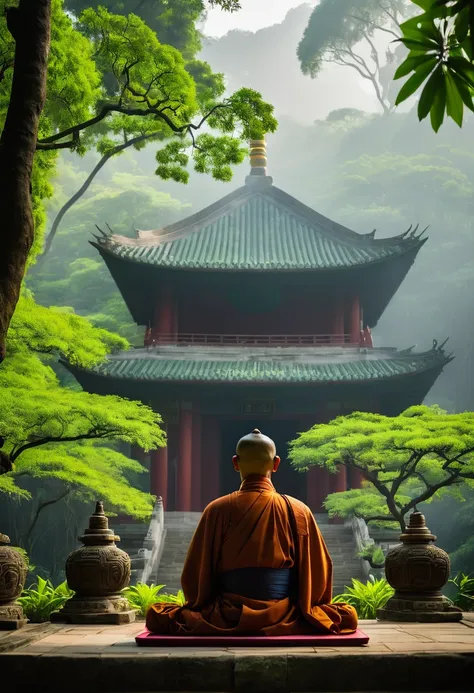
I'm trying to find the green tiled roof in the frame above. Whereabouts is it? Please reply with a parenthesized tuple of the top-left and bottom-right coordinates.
(93, 182, 426, 272)
(83, 349, 450, 384)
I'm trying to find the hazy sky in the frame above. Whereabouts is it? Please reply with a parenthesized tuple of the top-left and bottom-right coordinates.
(203, 0, 309, 37)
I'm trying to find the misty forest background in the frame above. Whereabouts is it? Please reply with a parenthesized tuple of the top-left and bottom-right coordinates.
(3, 1, 474, 580)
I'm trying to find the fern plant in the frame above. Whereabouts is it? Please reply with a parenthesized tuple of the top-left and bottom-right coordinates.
(123, 583, 186, 616)
(122, 583, 168, 617)
(155, 589, 186, 606)
(449, 573, 474, 611)
(18, 577, 74, 623)
(332, 576, 394, 619)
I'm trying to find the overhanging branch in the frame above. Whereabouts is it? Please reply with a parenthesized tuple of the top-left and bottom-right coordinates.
(11, 430, 123, 461)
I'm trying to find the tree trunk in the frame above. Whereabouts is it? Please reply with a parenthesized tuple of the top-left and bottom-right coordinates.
(0, 0, 51, 362)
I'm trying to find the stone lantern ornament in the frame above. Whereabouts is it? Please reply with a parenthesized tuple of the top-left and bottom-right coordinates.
(378, 510, 463, 622)
(52, 501, 136, 624)
(0, 533, 28, 630)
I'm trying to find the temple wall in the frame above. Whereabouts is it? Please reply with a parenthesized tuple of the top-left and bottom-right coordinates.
(176, 286, 334, 336)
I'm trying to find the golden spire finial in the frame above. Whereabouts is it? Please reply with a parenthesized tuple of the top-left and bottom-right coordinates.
(249, 139, 267, 176)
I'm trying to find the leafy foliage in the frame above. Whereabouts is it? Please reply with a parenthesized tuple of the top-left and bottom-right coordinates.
(395, 0, 474, 130)
(122, 583, 186, 616)
(449, 572, 474, 610)
(332, 577, 394, 618)
(289, 405, 474, 531)
(0, 293, 163, 520)
(41, 7, 276, 169)
(65, 0, 241, 59)
(123, 582, 167, 617)
(155, 589, 186, 606)
(8, 292, 127, 366)
(18, 577, 74, 623)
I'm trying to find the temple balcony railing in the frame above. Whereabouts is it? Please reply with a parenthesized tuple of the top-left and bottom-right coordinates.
(146, 333, 363, 348)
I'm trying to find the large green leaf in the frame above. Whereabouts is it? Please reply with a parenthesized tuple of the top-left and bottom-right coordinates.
(412, 0, 436, 8)
(399, 37, 441, 52)
(445, 70, 465, 126)
(395, 58, 438, 106)
(455, 6, 470, 42)
(400, 15, 442, 44)
(430, 74, 447, 131)
(394, 54, 439, 81)
(448, 56, 474, 88)
(451, 71, 474, 112)
(418, 65, 444, 119)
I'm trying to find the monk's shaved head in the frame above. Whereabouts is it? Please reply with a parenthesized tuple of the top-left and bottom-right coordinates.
(233, 428, 280, 479)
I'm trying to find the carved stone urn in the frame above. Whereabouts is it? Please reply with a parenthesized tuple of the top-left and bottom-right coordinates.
(51, 502, 135, 624)
(377, 510, 463, 622)
(0, 533, 28, 630)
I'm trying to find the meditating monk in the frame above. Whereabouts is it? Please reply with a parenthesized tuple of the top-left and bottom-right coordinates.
(146, 428, 357, 636)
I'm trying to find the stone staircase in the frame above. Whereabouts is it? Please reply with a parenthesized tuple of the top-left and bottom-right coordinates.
(113, 522, 149, 584)
(156, 512, 202, 592)
(156, 511, 364, 595)
(313, 513, 365, 595)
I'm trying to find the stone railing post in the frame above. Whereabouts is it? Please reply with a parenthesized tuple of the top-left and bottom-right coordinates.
(350, 515, 373, 581)
(138, 497, 166, 585)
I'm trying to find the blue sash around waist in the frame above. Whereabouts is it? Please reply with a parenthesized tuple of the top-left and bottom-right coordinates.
(217, 567, 296, 600)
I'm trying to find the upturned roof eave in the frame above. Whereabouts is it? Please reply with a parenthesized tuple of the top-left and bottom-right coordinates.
(90, 236, 426, 274)
(61, 349, 453, 387)
(90, 180, 428, 272)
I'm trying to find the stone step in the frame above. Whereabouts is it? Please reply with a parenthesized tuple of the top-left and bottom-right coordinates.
(157, 511, 365, 592)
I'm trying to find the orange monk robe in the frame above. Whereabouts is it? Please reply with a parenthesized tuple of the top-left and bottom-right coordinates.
(146, 475, 357, 636)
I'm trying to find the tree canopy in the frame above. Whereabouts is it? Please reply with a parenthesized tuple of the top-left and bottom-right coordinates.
(65, 0, 241, 58)
(395, 0, 474, 130)
(289, 405, 474, 531)
(0, 292, 164, 524)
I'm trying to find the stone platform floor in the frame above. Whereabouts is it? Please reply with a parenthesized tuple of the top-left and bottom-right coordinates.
(1, 616, 474, 692)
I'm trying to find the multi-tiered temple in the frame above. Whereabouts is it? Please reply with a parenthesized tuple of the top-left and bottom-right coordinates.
(66, 141, 452, 513)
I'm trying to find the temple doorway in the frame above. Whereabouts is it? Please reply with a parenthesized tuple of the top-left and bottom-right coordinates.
(219, 420, 307, 502)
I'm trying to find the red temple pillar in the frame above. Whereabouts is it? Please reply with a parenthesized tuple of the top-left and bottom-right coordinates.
(166, 422, 178, 511)
(350, 468, 365, 490)
(191, 411, 202, 511)
(307, 466, 330, 513)
(153, 288, 175, 343)
(350, 295, 361, 345)
(150, 442, 168, 509)
(201, 416, 221, 507)
(177, 405, 193, 511)
(331, 465, 348, 493)
(330, 293, 345, 344)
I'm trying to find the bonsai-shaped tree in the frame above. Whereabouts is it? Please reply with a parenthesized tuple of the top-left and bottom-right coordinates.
(0, 292, 166, 547)
(289, 405, 474, 533)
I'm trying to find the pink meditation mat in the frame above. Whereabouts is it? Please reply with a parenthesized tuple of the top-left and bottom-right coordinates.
(135, 629, 369, 647)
